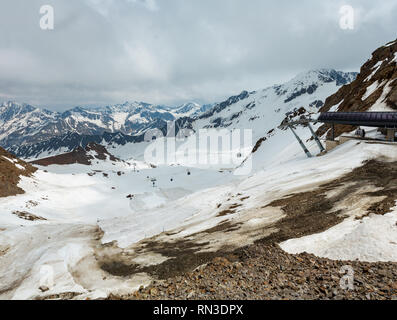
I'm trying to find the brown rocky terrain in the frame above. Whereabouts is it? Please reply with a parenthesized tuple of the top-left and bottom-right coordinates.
(317, 39, 397, 139)
(101, 156, 397, 301)
(118, 245, 397, 300)
(0, 147, 37, 198)
(31, 142, 120, 166)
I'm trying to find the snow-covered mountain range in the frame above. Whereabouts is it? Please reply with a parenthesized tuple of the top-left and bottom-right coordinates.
(0, 101, 206, 151)
(108, 68, 358, 169)
(1, 69, 357, 159)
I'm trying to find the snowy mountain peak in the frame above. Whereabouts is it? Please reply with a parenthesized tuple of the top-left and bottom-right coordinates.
(0, 100, 23, 108)
(176, 102, 201, 112)
(269, 69, 358, 104)
(189, 69, 357, 141)
(173, 102, 208, 117)
(283, 69, 357, 89)
(0, 101, 56, 117)
(0, 101, 36, 113)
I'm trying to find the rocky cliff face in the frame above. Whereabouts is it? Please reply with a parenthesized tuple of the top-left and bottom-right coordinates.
(5, 69, 357, 160)
(317, 39, 397, 138)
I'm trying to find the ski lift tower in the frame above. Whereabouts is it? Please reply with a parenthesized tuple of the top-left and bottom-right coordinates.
(279, 115, 325, 158)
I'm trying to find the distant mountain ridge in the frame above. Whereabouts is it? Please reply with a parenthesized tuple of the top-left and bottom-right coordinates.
(0, 100, 207, 150)
(1, 68, 358, 159)
(31, 142, 121, 167)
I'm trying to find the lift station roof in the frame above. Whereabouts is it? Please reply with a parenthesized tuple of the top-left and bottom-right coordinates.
(318, 112, 397, 128)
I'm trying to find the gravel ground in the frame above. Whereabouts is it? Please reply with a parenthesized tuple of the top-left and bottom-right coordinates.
(109, 244, 397, 300)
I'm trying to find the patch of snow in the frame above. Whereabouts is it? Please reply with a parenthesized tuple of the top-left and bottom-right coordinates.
(368, 81, 394, 111)
(281, 209, 397, 262)
(2, 156, 16, 163)
(364, 61, 383, 82)
(362, 81, 380, 100)
(329, 100, 343, 112)
(14, 163, 25, 170)
(385, 40, 396, 47)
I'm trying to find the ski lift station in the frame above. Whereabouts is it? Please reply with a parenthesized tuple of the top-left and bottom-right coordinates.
(283, 112, 397, 158)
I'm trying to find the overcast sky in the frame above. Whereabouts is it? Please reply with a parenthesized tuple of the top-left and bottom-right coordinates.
(0, 0, 396, 110)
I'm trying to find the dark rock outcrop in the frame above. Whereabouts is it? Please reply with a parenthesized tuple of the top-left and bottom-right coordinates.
(317, 39, 397, 139)
(31, 142, 120, 167)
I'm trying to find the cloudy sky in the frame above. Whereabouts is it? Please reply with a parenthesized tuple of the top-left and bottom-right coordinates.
(0, 0, 396, 110)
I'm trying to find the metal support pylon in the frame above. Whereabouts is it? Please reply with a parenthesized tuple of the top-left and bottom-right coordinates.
(307, 123, 325, 152)
(288, 126, 312, 158)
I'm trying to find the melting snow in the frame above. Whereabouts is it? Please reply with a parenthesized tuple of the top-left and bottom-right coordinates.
(2, 156, 16, 163)
(369, 81, 394, 111)
(281, 209, 397, 262)
(362, 80, 380, 100)
(14, 164, 25, 170)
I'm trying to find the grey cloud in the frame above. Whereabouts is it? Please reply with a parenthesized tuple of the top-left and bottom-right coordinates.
(0, 0, 396, 110)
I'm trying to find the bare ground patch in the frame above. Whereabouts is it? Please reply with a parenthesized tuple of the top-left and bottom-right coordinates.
(257, 159, 397, 245)
(97, 221, 244, 279)
(217, 209, 236, 217)
(104, 159, 397, 299)
(12, 211, 47, 221)
(0, 246, 10, 257)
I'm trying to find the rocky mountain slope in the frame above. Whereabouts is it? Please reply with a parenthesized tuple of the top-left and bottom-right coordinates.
(192, 69, 357, 140)
(317, 39, 397, 138)
(31, 142, 121, 167)
(0, 147, 36, 197)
